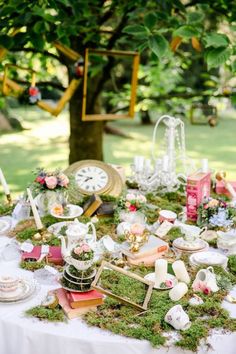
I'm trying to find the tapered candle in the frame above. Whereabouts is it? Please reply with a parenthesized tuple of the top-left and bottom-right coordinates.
(201, 159, 208, 173)
(172, 260, 190, 284)
(0, 168, 10, 195)
(26, 188, 43, 230)
(169, 282, 188, 301)
(155, 259, 168, 286)
(162, 155, 169, 172)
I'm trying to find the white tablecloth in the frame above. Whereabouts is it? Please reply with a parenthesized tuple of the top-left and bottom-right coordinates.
(1, 235, 236, 354)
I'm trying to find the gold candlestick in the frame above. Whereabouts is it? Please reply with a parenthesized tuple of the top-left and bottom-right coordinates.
(6, 193, 12, 205)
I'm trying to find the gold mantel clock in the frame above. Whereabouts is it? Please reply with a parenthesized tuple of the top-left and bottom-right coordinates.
(64, 160, 123, 197)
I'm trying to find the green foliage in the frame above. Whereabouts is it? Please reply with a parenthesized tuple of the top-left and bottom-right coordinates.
(174, 25, 199, 39)
(26, 306, 65, 322)
(0, 202, 14, 216)
(228, 255, 236, 276)
(20, 260, 46, 271)
(148, 34, 169, 59)
(204, 33, 229, 48)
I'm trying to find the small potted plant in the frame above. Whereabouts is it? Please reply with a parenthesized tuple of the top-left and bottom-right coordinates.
(68, 243, 94, 271)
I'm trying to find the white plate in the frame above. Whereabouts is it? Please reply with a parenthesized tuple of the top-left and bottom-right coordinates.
(173, 244, 209, 254)
(48, 221, 75, 236)
(0, 278, 38, 303)
(173, 237, 208, 251)
(191, 251, 227, 266)
(144, 273, 178, 290)
(50, 204, 83, 219)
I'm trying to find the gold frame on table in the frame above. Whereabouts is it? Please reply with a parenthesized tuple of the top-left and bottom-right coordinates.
(64, 159, 123, 197)
(82, 48, 140, 121)
(91, 260, 154, 311)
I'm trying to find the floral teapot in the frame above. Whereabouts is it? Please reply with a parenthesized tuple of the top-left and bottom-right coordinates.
(59, 219, 96, 258)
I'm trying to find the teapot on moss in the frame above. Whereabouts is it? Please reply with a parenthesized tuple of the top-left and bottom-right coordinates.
(59, 219, 96, 259)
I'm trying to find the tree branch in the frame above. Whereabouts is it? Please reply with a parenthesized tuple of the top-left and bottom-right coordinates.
(11, 48, 60, 61)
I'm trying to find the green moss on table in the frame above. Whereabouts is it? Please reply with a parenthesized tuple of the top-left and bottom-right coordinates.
(26, 306, 65, 322)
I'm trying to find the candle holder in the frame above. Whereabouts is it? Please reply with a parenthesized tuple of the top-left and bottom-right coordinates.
(33, 228, 53, 243)
(130, 115, 194, 193)
(124, 230, 149, 253)
(6, 194, 13, 205)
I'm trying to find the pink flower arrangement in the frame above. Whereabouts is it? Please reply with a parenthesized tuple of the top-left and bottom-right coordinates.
(123, 193, 147, 212)
(72, 243, 94, 261)
(192, 280, 211, 295)
(32, 169, 70, 192)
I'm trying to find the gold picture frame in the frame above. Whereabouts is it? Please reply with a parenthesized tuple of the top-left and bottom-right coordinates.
(91, 260, 154, 311)
(82, 48, 140, 121)
(0, 41, 82, 116)
(2, 64, 36, 96)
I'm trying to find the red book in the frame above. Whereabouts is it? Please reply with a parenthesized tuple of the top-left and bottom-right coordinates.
(21, 246, 64, 265)
(66, 289, 104, 309)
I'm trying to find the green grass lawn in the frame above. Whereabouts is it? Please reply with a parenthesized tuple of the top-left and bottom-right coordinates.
(0, 105, 236, 196)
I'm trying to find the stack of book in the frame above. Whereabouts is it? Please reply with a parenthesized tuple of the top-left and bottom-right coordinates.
(121, 235, 169, 266)
(54, 288, 104, 319)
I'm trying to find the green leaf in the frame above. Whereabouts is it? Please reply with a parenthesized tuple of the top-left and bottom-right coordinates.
(187, 11, 204, 24)
(33, 21, 46, 34)
(204, 33, 229, 48)
(123, 25, 148, 36)
(30, 34, 45, 51)
(206, 47, 232, 69)
(174, 25, 199, 38)
(0, 35, 13, 49)
(137, 42, 148, 52)
(148, 34, 169, 59)
(232, 60, 236, 73)
(144, 13, 157, 30)
(231, 93, 236, 106)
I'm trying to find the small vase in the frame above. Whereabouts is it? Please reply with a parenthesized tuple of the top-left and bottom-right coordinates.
(35, 190, 67, 215)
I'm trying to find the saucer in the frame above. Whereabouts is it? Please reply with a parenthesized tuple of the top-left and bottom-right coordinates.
(50, 204, 83, 219)
(173, 238, 208, 251)
(144, 273, 177, 290)
(189, 251, 227, 267)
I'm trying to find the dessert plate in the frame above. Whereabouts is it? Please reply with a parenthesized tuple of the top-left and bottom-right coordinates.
(48, 221, 74, 236)
(144, 273, 177, 290)
(50, 204, 83, 219)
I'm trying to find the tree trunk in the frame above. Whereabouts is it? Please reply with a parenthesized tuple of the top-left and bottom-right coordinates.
(140, 110, 152, 125)
(69, 85, 104, 164)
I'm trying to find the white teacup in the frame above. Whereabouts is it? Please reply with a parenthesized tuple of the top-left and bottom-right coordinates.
(159, 210, 177, 224)
(193, 266, 219, 292)
(0, 275, 19, 292)
(165, 304, 191, 331)
(181, 225, 201, 242)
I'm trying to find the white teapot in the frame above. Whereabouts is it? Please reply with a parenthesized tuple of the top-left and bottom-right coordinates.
(59, 219, 96, 258)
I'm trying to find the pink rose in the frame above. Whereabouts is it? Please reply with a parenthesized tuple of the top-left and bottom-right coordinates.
(58, 173, 69, 187)
(208, 199, 219, 208)
(81, 244, 91, 252)
(192, 280, 205, 292)
(45, 176, 58, 189)
(203, 286, 211, 295)
(130, 223, 145, 235)
(35, 176, 45, 185)
(129, 205, 137, 212)
(74, 247, 83, 255)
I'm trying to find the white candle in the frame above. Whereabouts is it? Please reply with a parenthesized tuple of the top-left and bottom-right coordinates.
(144, 159, 151, 174)
(172, 260, 190, 284)
(169, 282, 188, 301)
(26, 188, 43, 230)
(201, 159, 208, 173)
(155, 158, 162, 172)
(155, 259, 168, 285)
(162, 155, 169, 172)
(0, 168, 10, 195)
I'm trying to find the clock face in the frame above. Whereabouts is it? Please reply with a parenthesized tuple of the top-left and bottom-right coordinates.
(75, 166, 109, 193)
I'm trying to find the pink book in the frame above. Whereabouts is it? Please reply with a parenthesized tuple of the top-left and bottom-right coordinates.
(215, 180, 236, 196)
(54, 288, 97, 319)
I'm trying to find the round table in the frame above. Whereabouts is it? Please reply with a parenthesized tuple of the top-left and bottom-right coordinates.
(0, 235, 236, 354)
